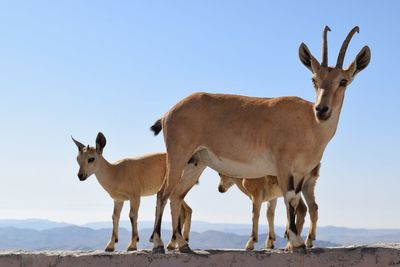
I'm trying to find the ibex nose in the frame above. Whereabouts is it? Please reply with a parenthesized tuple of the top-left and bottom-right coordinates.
(77, 173, 85, 181)
(315, 105, 330, 118)
(218, 185, 226, 193)
(315, 105, 329, 114)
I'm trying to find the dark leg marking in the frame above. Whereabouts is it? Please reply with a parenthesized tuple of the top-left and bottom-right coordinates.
(176, 215, 182, 236)
(289, 204, 298, 235)
(287, 175, 295, 191)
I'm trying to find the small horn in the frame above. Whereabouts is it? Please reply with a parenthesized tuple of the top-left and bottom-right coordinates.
(321, 26, 331, 67)
(71, 136, 85, 151)
(336, 26, 360, 68)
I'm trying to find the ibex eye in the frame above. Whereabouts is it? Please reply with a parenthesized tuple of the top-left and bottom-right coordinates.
(88, 158, 95, 163)
(340, 79, 348, 87)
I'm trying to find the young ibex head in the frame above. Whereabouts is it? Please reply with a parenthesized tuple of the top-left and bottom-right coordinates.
(217, 173, 237, 193)
(299, 26, 371, 121)
(72, 132, 107, 181)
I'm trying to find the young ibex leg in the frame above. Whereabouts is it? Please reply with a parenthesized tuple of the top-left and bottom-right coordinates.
(105, 200, 124, 252)
(168, 163, 205, 253)
(265, 198, 277, 249)
(278, 169, 306, 251)
(181, 201, 192, 242)
(295, 197, 308, 238)
(303, 177, 318, 248)
(150, 182, 168, 253)
(127, 197, 140, 251)
(245, 196, 262, 250)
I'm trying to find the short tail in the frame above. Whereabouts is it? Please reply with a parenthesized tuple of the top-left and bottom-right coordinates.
(150, 118, 162, 136)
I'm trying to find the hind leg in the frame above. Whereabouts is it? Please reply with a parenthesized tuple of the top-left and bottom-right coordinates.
(245, 195, 262, 250)
(265, 199, 277, 249)
(150, 145, 193, 253)
(127, 196, 140, 251)
(168, 163, 206, 252)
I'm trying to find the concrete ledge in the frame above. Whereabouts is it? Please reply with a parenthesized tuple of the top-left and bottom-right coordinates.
(1, 244, 400, 267)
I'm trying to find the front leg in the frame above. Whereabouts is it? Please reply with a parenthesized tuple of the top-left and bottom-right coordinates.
(245, 196, 262, 250)
(127, 197, 141, 251)
(295, 197, 308, 238)
(265, 199, 277, 249)
(303, 177, 319, 248)
(105, 200, 124, 252)
(277, 168, 306, 251)
(181, 201, 192, 242)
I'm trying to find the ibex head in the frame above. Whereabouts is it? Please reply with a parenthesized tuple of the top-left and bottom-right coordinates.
(299, 26, 371, 121)
(72, 132, 107, 181)
(217, 173, 237, 193)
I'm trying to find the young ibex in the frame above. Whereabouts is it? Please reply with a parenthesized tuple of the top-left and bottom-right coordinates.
(149, 26, 370, 253)
(218, 163, 320, 250)
(72, 132, 193, 251)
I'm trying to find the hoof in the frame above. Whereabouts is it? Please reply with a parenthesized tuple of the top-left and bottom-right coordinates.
(306, 239, 314, 248)
(179, 244, 192, 253)
(105, 247, 115, 252)
(167, 244, 176, 251)
(293, 244, 307, 254)
(127, 247, 137, 252)
(265, 244, 274, 250)
(152, 246, 165, 254)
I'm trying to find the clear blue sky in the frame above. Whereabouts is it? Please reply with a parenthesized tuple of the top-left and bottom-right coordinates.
(0, 1, 399, 228)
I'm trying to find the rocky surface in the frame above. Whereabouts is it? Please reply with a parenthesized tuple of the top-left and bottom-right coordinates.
(0, 244, 399, 267)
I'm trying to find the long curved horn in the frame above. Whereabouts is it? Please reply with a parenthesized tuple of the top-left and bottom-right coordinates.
(336, 26, 360, 68)
(321, 26, 331, 67)
(71, 136, 85, 151)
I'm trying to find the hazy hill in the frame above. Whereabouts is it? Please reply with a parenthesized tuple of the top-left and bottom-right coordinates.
(0, 219, 399, 250)
(0, 226, 337, 251)
(0, 219, 71, 231)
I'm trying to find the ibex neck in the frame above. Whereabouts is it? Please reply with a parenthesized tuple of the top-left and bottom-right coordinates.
(318, 94, 345, 143)
(94, 156, 116, 194)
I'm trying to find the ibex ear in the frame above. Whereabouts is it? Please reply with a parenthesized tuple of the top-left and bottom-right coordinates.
(71, 136, 85, 151)
(347, 46, 371, 77)
(95, 132, 107, 154)
(299, 43, 320, 73)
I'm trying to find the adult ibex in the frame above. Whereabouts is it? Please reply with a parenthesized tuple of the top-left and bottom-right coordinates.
(150, 26, 371, 253)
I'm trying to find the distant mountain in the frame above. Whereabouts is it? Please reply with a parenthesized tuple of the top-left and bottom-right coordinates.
(0, 226, 338, 251)
(83, 220, 287, 236)
(0, 219, 71, 231)
(316, 226, 400, 246)
(1, 219, 399, 249)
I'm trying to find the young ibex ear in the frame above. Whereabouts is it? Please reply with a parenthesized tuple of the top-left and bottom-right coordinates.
(95, 132, 107, 154)
(347, 46, 371, 77)
(71, 136, 85, 151)
(299, 43, 320, 73)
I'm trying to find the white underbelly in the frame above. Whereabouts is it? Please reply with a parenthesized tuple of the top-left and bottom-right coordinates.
(197, 148, 277, 179)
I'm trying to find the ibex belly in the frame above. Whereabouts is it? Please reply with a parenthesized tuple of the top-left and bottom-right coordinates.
(197, 148, 277, 179)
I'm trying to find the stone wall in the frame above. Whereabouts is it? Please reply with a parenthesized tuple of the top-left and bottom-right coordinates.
(1, 244, 399, 267)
